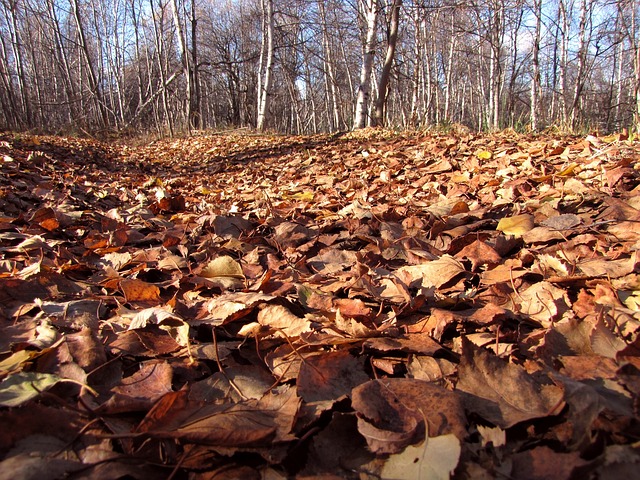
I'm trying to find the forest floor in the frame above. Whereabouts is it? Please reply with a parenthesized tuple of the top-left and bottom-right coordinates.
(0, 127, 639, 479)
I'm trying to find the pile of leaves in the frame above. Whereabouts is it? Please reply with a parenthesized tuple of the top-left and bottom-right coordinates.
(0, 128, 639, 479)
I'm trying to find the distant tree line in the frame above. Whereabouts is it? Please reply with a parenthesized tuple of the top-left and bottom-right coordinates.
(0, 0, 637, 135)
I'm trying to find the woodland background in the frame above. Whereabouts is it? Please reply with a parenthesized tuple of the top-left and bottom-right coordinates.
(0, 0, 639, 136)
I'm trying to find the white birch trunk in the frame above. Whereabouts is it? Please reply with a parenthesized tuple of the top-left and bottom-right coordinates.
(373, 0, 401, 127)
(354, 0, 377, 129)
(570, 0, 588, 129)
(256, 0, 274, 132)
(530, 0, 541, 130)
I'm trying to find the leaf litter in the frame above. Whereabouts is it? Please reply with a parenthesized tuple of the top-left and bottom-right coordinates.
(0, 128, 639, 478)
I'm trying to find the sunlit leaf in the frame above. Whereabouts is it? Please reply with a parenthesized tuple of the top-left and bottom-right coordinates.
(290, 191, 314, 201)
(379, 434, 461, 480)
(0, 350, 35, 376)
(0, 372, 62, 407)
(621, 291, 640, 311)
(120, 278, 161, 302)
(496, 213, 534, 237)
(557, 163, 579, 176)
(129, 307, 190, 347)
(200, 255, 244, 279)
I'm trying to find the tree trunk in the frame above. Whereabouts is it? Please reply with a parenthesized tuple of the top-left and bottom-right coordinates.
(47, 0, 77, 125)
(71, 0, 108, 128)
(319, 0, 340, 132)
(443, 13, 456, 122)
(150, 0, 174, 135)
(190, 0, 201, 129)
(354, 0, 377, 129)
(487, 1, 504, 130)
(169, 0, 192, 131)
(256, 0, 274, 132)
(569, 0, 589, 129)
(530, 0, 542, 130)
(558, 0, 569, 126)
(372, 0, 401, 128)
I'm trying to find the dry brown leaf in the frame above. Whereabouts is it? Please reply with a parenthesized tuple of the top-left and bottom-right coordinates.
(98, 360, 173, 413)
(517, 281, 571, 326)
(352, 378, 467, 457)
(455, 239, 502, 271)
(395, 255, 466, 290)
(297, 350, 369, 404)
(257, 303, 312, 338)
(201, 292, 275, 326)
(510, 446, 589, 480)
(171, 386, 298, 447)
(120, 278, 161, 303)
(457, 338, 565, 428)
(200, 255, 244, 279)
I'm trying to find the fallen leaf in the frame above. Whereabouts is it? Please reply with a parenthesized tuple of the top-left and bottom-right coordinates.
(128, 307, 190, 347)
(379, 434, 461, 480)
(200, 255, 245, 280)
(457, 338, 565, 428)
(352, 378, 467, 455)
(518, 281, 571, 326)
(257, 303, 312, 338)
(98, 360, 173, 413)
(510, 446, 589, 480)
(497, 213, 535, 237)
(120, 278, 161, 303)
(396, 255, 466, 290)
(0, 372, 63, 407)
(297, 350, 369, 404)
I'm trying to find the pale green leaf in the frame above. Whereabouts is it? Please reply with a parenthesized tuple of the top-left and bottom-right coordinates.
(0, 372, 62, 407)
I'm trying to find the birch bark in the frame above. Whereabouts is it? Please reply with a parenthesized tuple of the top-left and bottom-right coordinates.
(354, 0, 377, 129)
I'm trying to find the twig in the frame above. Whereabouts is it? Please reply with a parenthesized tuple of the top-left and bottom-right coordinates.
(509, 267, 524, 302)
(212, 327, 248, 401)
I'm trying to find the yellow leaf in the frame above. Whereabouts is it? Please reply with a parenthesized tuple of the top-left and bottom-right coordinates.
(291, 191, 314, 201)
(557, 163, 579, 176)
(601, 133, 620, 143)
(497, 214, 535, 237)
(621, 291, 640, 311)
(0, 350, 35, 376)
(201, 255, 244, 279)
(197, 185, 214, 195)
(477, 150, 492, 160)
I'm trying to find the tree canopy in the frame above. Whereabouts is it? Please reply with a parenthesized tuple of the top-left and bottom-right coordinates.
(0, 0, 638, 135)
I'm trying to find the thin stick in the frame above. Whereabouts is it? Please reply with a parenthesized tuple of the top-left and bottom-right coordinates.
(212, 327, 248, 401)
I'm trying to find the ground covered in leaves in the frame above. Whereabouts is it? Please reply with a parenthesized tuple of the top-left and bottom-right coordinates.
(0, 128, 639, 479)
